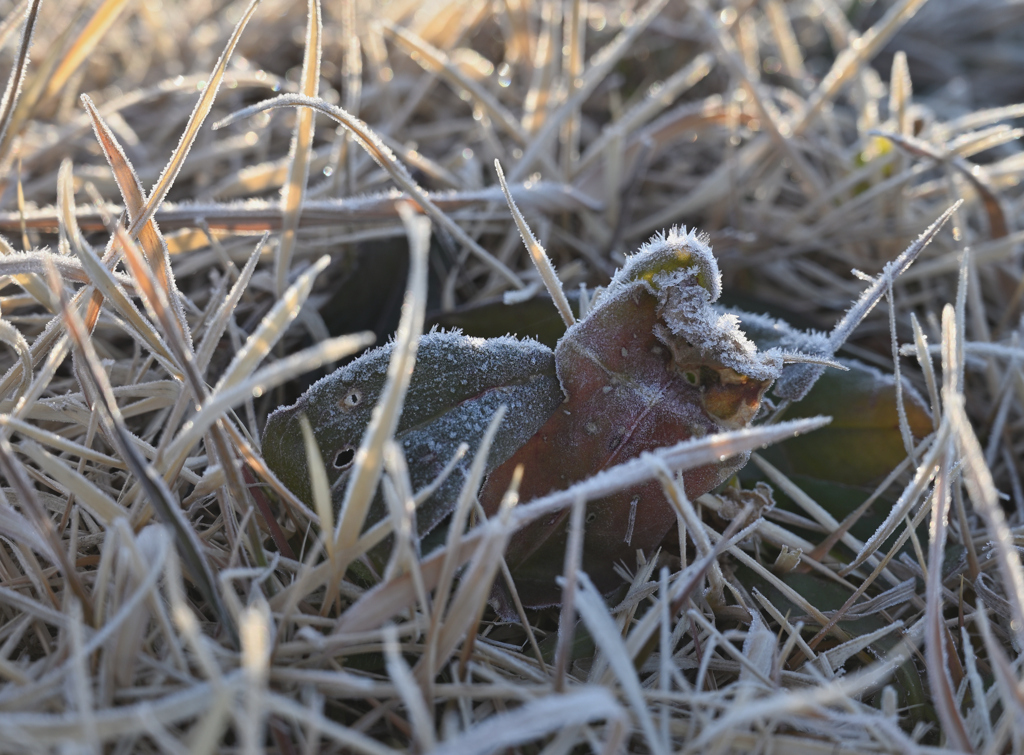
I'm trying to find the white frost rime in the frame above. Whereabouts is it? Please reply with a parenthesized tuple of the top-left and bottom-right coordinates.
(606, 226, 786, 383)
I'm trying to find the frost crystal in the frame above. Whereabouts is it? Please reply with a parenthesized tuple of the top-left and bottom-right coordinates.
(602, 226, 785, 383)
(611, 225, 722, 301)
(657, 284, 783, 382)
(727, 308, 832, 401)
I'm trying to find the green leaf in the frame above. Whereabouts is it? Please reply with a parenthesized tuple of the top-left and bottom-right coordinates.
(763, 358, 933, 486)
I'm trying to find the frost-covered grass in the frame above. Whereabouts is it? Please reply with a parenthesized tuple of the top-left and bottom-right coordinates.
(0, 0, 1023, 752)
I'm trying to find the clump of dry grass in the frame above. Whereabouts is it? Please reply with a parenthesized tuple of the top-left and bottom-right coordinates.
(0, 0, 1023, 752)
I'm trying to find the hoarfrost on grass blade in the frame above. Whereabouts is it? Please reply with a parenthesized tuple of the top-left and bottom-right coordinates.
(0, 0, 40, 156)
(0, 184, 604, 233)
(826, 203, 960, 355)
(738, 613, 777, 685)
(423, 687, 626, 755)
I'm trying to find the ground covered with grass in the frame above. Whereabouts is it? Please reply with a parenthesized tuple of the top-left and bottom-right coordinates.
(1, 0, 1024, 752)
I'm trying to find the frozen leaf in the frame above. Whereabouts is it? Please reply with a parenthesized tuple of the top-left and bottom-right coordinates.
(480, 227, 789, 610)
(262, 330, 563, 537)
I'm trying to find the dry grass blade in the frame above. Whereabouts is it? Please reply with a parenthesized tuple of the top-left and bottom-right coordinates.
(299, 414, 333, 557)
(840, 421, 948, 574)
(18, 439, 126, 525)
(683, 639, 919, 754)
(576, 571, 667, 755)
(332, 203, 429, 568)
(47, 261, 236, 645)
(105, 227, 253, 584)
(508, 0, 670, 182)
(0, 312, 69, 416)
(0, 675, 227, 745)
(654, 458, 722, 593)
(553, 494, 585, 691)
(81, 96, 193, 347)
(384, 626, 436, 751)
(827, 202, 960, 353)
(385, 21, 529, 147)
(0, 0, 29, 51)
(948, 353, 1024, 652)
(575, 51, 714, 175)
(614, 514, 766, 675)
(60, 193, 183, 377)
(753, 455, 868, 563)
(0, 435, 92, 620)
(194, 234, 265, 372)
(494, 159, 574, 326)
(928, 304, 972, 749)
(275, 0, 321, 298)
(0, 0, 40, 156)
(0, 249, 130, 287)
(263, 693, 403, 755)
(334, 0, 361, 197)
(0, 414, 122, 467)
(922, 428, 971, 751)
(886, 280, 917, 462)
(215, 255, 330, 392)
(873, 129, 1008, 238)
(765, 0, 807, 82)
(974, 602, 1024, 728)
(422, 407, 508, 682)
(0, 314, 31, 403)
(423, 688, 626, 755)
(239, 599, 272, 752)
(111, 224, 195, 386)
(803, 0, 931, 133)
(631, 0, 933, 235)
(0, 183, 601, 233)
(695, 2, 824, 199)
(559, 0, 585, 174)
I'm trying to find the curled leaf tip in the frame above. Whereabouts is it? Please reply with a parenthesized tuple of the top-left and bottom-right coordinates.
(617, 225, 721, 299)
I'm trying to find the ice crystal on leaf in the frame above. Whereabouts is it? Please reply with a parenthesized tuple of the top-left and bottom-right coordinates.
(728, 309, 832, 401)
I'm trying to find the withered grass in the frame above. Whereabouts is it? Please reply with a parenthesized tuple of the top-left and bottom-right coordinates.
(0, 0, 1022, 752)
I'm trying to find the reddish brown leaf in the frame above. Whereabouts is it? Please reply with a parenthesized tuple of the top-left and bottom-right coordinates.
(481, 229, 780, 610)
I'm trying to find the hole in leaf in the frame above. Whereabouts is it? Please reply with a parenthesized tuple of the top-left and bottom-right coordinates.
(333, 447, 355, 469)
(340, 387, 362, 410)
